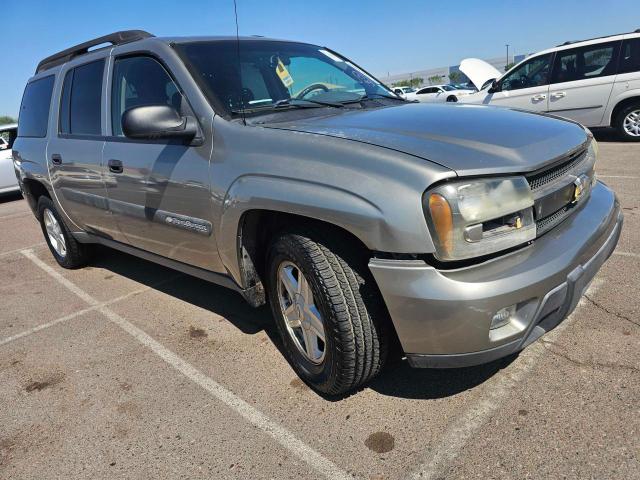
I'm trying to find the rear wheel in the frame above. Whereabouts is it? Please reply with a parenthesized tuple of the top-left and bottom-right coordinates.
(267, 228, 388, 395)
(614, 103, 640, 141)
(37, 196, 90, 268)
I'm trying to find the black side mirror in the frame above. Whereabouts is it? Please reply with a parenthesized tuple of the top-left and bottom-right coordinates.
(122, 105, 198, 142)
(487, 80, 501, 94)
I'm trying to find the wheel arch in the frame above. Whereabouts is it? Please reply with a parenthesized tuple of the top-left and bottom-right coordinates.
(218, 175, 393, 292)
(609, 95, 640, 127)
(21, 178, 51, 219)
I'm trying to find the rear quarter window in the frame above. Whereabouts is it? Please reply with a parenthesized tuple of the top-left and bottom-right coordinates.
(18, 76, 55, 138)
(59, 59, 105, 136)
(619, 37, 640, 74)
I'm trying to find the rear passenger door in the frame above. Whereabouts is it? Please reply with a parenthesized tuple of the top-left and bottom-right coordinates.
(415, 87, 437, 103)
(47, 58, 120, 239)
(103, 54, 217, 271)
(547, 40, 621, 126)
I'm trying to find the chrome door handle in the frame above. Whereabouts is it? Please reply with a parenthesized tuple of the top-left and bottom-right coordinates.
(531, 94, 546, 101)
(551, 91, 566, 98)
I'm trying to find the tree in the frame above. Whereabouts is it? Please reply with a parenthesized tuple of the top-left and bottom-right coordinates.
(392, 77, 424, 88)
(428, 75, 444, 85)
(448, 71, 463, 84)
(0, 116, 17, 125)
(504, 62, 515, 72)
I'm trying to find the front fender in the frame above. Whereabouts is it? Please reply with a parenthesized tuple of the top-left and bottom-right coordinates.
(217, 174, 435, 283)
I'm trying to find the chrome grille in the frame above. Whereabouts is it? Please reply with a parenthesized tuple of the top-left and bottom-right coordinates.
(536, 205, 572, 235)
(526, 149, 587, 192)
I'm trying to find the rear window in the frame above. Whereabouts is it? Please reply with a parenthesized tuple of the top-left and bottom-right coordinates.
(59, 59, 104, 135)
(619, 37, 640, 74)
(18, 76, 55, 138)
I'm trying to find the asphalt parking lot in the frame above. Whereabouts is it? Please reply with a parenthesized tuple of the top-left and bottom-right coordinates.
(0, 130, 638, 480)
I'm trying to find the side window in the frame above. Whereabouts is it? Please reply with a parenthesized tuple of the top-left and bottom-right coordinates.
(619, 37, 640, 74)
(551, 41, 620, 83)
(501, 54, 552, 91)
(18, 76, 55, 138)
(111, 56, 182, 137)
(59, 59, 105, 136)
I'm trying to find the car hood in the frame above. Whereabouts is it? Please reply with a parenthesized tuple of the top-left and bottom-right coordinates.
(459, 58, 502, 91)
(263, 103, 588, 176)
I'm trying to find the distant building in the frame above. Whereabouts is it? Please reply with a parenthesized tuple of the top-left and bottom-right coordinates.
(382, 54, 528, 86)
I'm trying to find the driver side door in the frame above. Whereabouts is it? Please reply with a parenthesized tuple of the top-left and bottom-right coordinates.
(487, 54, 553, 113)
(103, 54, 219, 271)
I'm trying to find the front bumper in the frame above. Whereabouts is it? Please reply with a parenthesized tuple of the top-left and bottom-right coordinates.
(369, 181, 622, 368)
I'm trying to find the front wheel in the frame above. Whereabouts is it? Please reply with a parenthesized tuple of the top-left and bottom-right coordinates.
(614, 104, 640, 141)
(267, 228, 388, 395)
(446, 95, 458, 103)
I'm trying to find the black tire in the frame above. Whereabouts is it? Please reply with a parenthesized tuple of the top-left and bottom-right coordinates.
(37, 196, 90, 268)
(613, 103, 640, 142)
(267, 227, 388, 396)
(446, 95, 458, 103)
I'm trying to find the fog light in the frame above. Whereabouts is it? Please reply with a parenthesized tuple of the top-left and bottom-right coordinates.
(490, 305, 516, 330)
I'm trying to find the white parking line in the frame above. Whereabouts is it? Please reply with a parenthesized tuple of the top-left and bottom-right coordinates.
(410, 278, 603, 480)
(598, 175, 639, 179)
(1, 286, 152, 347)
(613, 251, 640, 259)
(0, 242, 46, 258)
(0, 211, 33, 221)
(21, 249, 352, 480)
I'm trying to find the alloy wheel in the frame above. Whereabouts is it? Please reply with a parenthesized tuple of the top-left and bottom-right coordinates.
(623, 109, 640, 137)
(43, 208, 67, 257)
(276, 260, 326, 364)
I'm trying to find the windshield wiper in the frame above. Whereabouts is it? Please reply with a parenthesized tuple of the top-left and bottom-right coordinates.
(273, 98, 344, 109)
(358, 93, 407, 102)
(232, 98, 345, 115)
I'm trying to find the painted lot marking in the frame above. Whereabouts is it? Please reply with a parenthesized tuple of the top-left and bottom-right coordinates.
(598, 175, 639, 179)
(0, 274, 181, 347)
(0, 242, 46, 258)
(410, 278, 603, 480)
(613, 251, 640, 259)
(21, 249, 351, 480)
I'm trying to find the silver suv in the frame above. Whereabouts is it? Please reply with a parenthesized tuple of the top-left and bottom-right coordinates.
(13, 31, 623, 395)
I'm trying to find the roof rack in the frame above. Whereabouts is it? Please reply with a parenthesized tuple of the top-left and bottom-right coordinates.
(36, 30, 154, 73)
(556, 29, 638, 47)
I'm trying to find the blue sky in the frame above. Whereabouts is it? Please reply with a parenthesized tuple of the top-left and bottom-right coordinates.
(2, 0, 636, 116)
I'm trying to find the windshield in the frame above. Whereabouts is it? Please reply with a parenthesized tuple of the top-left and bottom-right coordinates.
(440, 85, 456, 91)
(175, 40, 394, 117)
(402, 87, 416, 93)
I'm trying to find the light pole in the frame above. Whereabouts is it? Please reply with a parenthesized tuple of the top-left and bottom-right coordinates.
(505, 44, 510, 68)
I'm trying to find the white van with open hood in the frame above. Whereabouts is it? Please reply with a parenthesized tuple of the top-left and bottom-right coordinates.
(459, 29, 640, 141)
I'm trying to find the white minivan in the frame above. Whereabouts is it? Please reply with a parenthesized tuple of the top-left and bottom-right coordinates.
(459, 30, 640, 140)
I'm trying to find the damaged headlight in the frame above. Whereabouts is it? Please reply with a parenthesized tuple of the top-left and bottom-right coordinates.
(425, 176, 536, 261)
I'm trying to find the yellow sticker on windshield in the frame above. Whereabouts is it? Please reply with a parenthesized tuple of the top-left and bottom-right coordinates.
(276, 59, 294, 88)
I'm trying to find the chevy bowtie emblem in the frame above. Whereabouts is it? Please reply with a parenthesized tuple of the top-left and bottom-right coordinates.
(572, 177, 584, 203)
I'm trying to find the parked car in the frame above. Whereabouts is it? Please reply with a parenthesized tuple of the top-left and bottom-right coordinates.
(391, 86, 416, 99)
(14, 31, 622, 395)
(452, 82, 477, 92)
(459, 29, 640, 141)
(0, 123, 19, 195)
(413, 84, 473, 103)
